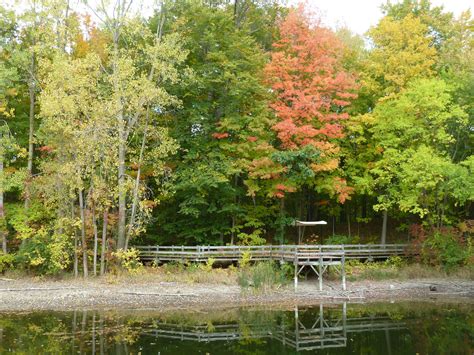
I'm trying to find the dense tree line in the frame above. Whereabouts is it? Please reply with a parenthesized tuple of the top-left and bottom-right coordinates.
(0, 0, 472, 275)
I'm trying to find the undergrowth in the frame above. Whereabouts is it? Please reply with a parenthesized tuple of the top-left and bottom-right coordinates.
(237, 261, 292, 293)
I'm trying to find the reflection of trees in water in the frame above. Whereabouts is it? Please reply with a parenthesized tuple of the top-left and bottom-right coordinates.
(409, 307, 474, 355)
(0, 303, 472, 354)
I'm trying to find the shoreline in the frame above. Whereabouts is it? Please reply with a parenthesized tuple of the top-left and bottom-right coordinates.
(0, 277, 473, 312)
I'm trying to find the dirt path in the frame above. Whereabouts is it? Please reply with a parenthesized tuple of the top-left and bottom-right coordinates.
(0, 277, 472, 312)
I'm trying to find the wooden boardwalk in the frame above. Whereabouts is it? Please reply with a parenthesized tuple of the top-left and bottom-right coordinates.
(136, 244, 407, 263)
(136, 244, 408, 291)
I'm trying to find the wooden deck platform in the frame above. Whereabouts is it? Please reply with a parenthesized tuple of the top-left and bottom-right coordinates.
(135, 244, 408, 291)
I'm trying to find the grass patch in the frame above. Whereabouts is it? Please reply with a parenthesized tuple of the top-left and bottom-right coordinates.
(238, 261, 292, 293)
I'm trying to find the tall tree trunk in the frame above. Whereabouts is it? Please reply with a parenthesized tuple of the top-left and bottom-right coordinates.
(299, 188, 304, 221)
(117, 138, 126, 250)
(0, 158, 6, 254)
(230, 174, 239, 245)
(278, 198, 286, 244)
(125, 108, 149, 250)
(230, 216, 235, 245)
(25, 57, 36, 210)
(100, 210, 108, 276)
(381, 210, 388, 245)
(113, 25, 126, 250)
(346, 205, 351, 238)
(78, 189, 88, 277)
(115, 1, 167, 250)
(92, 203, 98, 276)
(332, 216, 335, 237)
(362, 195, 367, 219)
(72, 201, 78, 277)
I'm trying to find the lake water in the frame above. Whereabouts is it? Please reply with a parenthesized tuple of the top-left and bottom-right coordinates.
(0, 302, 472, 354)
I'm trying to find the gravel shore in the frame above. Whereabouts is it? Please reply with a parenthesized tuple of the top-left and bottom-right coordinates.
(0, 277, 473, 312)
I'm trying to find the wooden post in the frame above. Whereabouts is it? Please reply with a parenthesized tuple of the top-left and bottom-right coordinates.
(318, 255, 323, 291)
(341, 254, 346, 291)
(294, 258, 298, 291)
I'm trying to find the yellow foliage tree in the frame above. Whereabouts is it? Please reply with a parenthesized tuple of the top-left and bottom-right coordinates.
(365, 14, 437, 99)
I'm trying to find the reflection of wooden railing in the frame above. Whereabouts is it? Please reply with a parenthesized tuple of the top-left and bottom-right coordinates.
(143, 304, 405, 352)
(136, 244, 408, 263)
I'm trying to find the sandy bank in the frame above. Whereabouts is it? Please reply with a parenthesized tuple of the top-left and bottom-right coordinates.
(0, 277, 473, 312)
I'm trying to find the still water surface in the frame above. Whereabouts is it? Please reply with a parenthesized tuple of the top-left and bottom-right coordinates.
(0, 302, 472, 354)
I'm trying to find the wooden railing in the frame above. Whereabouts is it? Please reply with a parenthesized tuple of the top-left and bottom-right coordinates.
(135, 244, 408, 263)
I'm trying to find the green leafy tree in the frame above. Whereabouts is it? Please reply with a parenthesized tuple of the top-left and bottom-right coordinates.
(152, 2, 275, 245)
(369, 78, 470, 228)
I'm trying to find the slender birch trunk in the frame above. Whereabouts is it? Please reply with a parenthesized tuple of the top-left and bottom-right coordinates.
(100, 210, 108, 276)
(125, 109, 149, 250)
(92, 203, 98, 276)
(78, 189, 88, 277)
(111, 24, 126, 250)
(72, 201, 78, 277)
(117, 134, 126, 250)
(25, 15, 37, 211)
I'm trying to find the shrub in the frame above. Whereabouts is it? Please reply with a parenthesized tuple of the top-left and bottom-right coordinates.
(199, 257, 215, 272)
(384, 256, 406, 268)
(238, 262, 288, 292)
(0, 253, 14, 273)
(239, 251, 252, 268)
(15, 228, 72, 275)
(422, 231, 470, 270)
(112, 248, 144, 275)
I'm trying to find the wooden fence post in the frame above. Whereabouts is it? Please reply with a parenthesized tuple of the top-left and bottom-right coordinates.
(318, 255, 323, 291)
(341, 254, 346, 291)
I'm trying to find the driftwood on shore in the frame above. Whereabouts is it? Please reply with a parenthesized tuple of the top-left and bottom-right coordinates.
(121, 292, 198, 297)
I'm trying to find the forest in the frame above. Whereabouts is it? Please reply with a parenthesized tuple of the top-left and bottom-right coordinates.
(0, 0, 472, 276)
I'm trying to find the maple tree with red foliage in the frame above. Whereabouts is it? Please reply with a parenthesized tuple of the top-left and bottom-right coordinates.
(264, 4, 357, 202)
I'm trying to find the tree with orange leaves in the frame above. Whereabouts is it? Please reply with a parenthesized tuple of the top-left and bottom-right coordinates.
(263, 4, 357, 204)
